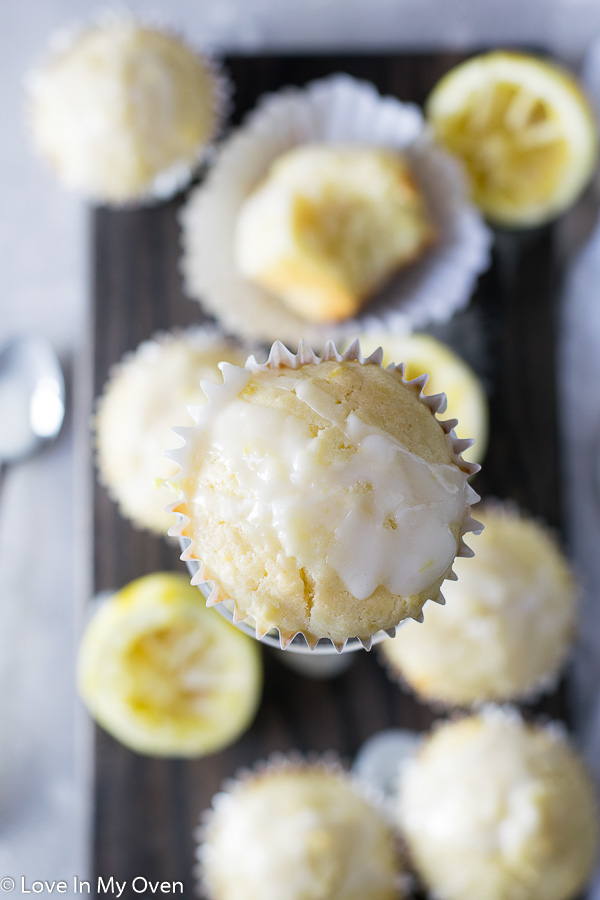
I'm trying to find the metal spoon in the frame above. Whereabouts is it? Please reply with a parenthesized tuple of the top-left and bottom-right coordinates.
(0, 334, 65, 475)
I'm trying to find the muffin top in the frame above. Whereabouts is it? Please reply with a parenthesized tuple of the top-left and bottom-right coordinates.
(234, 144, 435, 323)
(96, 330, 247, 534)
(172, 344, 478, 646)
(200, 762, 402, 900)
(398, 709, 599, 900)
(381, 504, 576, 705)
(29, 21, 220, 202)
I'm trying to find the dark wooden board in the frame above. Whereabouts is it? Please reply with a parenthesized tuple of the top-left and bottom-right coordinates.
(91, 52, 570, 895)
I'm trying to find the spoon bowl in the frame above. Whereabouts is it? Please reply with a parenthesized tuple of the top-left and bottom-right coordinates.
(0, 334, 65, 465)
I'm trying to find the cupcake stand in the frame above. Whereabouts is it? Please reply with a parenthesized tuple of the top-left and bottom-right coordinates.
(90, 53, 571, 894)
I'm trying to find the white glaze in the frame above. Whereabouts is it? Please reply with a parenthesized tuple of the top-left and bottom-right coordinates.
(190, 366, 469, 600)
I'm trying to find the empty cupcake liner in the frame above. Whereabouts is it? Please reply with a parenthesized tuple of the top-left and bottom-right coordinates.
(195, 750, 407, 900)
(94, 325, 252, 535)
(180, 73, 492, 345)
(26, 11, 232, 206)
(378, 498, 578, 709)
(167, 337, 482, 654)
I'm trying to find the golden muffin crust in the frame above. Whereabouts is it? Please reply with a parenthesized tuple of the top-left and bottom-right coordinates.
(351, 331, 489, 464)
(234, 145, 435, 322)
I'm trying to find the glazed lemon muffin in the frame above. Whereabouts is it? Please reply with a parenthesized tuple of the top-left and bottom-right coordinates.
(398, 709, 599, 900)
(234, 145, 435, 323)
(380, 504, 576, 706)
(170, 341, 479, 648)
(78, 573, 262, 757)
(28, 20, 225, 203)
(198, 757, 404, 900)
(95, 329, 247, 534)
(351, 331, 488, 464)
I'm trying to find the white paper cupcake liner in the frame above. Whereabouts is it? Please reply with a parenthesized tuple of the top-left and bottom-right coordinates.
(94, 324, 252, 535)
(195, 750, 408, 900)
(26, 10, 232, 207)
(168, 337, 482, 655)
(180, 74, 492, 345)
(377, 498, 577, 709)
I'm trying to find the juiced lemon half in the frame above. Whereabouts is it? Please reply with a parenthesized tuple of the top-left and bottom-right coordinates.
(426, 51, 597, 226)
(78, 573, 262, 757)
(354, 332, 488, 464)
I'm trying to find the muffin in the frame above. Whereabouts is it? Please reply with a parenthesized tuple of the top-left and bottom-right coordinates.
(398, 708, 599, 900)
(352, 331, 488, 464)
(234, 145, 436, 323)
(169, 340, 480, 649)
(198, 756, 404, 900)
(180, 74, 491, 346)
(78, 573, 262, 757)
(28, 19, 226, 203)
(95, 329, 247, 534)
(380, 504, 577, 706)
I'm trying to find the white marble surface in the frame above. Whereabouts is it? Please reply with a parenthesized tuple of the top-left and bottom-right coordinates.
(2, 0, 600, 890)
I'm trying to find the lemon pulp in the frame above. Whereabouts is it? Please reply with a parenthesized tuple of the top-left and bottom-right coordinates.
(78, 572, 262, 757)
(427, 52, 597, 226)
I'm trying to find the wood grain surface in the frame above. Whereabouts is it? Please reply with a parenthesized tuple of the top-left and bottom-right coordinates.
(91, 53, 570, 896)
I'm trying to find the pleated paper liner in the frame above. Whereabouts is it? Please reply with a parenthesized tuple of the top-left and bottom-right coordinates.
(168, 338, 482, 654)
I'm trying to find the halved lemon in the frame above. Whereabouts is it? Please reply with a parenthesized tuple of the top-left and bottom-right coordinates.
(426, 51, 598, 226)
(355, 332, 488, 464)
(78, 573, 262, 757)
